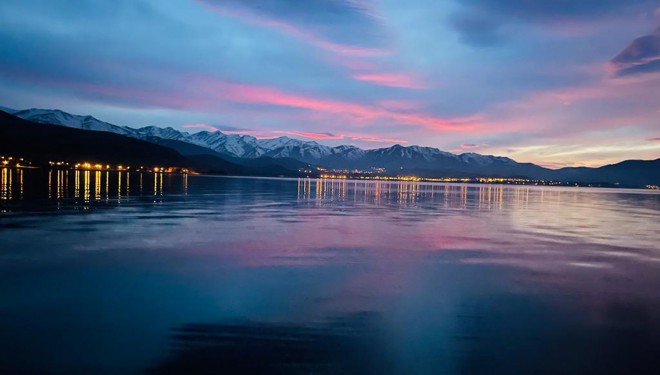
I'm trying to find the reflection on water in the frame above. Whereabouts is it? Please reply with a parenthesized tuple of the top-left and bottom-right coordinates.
(1, 173, 659, 374)
(1, 167, 22, 201)
(3, 170, 522, 211)
(1, 168, 184, 207)
(297, 177, 512, 209)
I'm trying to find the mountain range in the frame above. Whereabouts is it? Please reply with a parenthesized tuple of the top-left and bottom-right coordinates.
(0, 110, 309, 177)
(0, 107, 540, 172)
(1, 106, 659, 187)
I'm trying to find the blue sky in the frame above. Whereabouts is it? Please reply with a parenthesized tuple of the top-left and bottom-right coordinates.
(0, 0, 659, 166)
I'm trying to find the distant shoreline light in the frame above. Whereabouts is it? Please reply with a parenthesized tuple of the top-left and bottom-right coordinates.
(0, 155, 190, 174)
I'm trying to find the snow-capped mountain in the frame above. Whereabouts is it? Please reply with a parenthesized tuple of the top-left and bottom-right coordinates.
(366, 144, 455, 161)
(5, 107, 527, 173)
(4, 107, 659, 185)
(458, 152, 516, 166)
(8, 108, 340, 159)
(10, 108, 137, 136)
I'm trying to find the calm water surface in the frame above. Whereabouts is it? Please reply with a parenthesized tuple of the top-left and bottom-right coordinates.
(1, 169, 660, 374)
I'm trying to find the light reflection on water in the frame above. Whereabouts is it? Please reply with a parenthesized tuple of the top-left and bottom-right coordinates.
(1, 168, 177, 207)
(1, 171, 660, 374)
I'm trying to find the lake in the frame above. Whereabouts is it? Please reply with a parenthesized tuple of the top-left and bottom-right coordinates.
(1, 169, 659, 374)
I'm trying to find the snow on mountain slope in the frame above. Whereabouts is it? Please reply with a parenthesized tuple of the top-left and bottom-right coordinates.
(458, 152, 516, 166)
(8, 108, 355, 160)
(259, 137, 306, 150)
(13, 108, 136, 136)
(134, 126, 190, 141)
(188, 132, 264, 157)
(265, 142, 332, 159)
(6, 107, 522, 170)
(332, 145, 366, 159)
(366, 144, 457, 162)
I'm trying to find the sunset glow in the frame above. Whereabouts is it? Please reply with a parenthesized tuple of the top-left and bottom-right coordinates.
(0, 0, 658, 166)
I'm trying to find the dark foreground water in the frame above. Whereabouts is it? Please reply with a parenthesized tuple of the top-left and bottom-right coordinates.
(1, 169, 660, 375)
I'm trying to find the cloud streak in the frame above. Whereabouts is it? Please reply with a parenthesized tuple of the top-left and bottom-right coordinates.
(183, 123, 219, 132)
(610, 26, 660, 77)
(352, 72, 428, 89)
(0, 0, 659, 163)
(274, 130, 408, 143)
(273, 130, 344, 140)
(197, 0, 388, 55)
(191, 76, 477, 132)
(184, 127, 408, 144)
(460, 143, 487, 149)
(450, 0, 660, 46)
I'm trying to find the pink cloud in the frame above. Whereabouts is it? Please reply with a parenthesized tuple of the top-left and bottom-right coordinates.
(272, 130, 344, 140)
(183, 123, 219, 131)
(472, 76, 660, 138)
(275, 130, 408, 143)
(5, 64, 476, 139)
(192, 76, 478, 132)
(648, 137, 660, 141)
(353, 72, 428, 89)
(333, 55, 430, 90)
(222, 129, 408, 144)
(350, 135, 408, 143)
(460, 143, 481, 149)
(508, 85, 611, 109)
(220, 129, 278, 139)
(47, 72, 450, 134)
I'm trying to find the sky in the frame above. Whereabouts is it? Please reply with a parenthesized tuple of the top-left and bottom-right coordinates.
(0, 0, 659, 167)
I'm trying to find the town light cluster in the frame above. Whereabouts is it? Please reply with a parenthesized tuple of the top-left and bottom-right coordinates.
(0, 156, 190, 174)
(70, 163, 189, 174)
(316, 173, 577, 186)
(1, 155, 31, 168)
